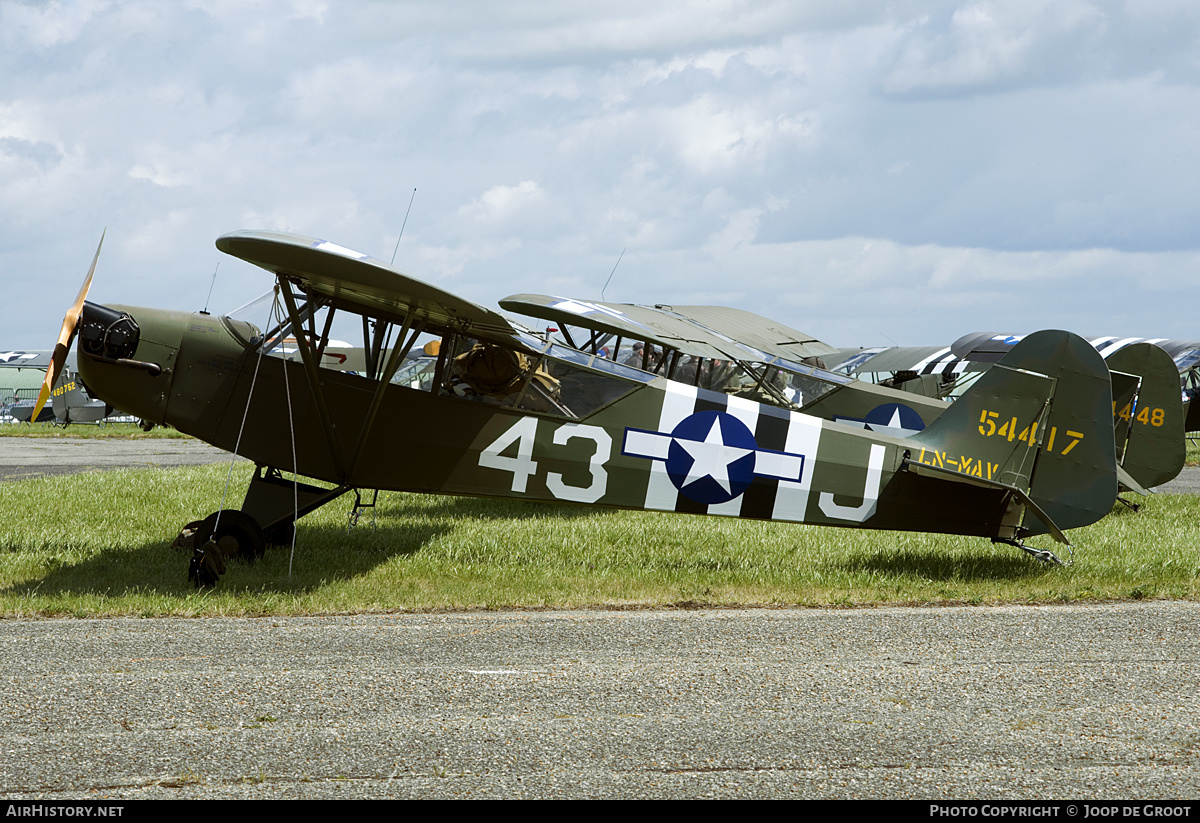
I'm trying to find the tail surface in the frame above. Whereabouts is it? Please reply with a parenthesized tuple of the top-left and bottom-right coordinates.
(906, 329, 1117, 540)
(1105, 342, 1185, 491)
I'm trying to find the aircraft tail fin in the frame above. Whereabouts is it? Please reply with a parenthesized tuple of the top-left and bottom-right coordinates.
(49, 368, 72, 422)
(906, 330, 1117, 541)
(1105, 342, 1185, 491)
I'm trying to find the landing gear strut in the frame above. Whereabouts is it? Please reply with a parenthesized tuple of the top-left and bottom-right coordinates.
(178, 466, 351, 587)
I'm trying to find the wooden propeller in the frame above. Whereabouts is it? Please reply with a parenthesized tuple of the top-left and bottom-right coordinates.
(31, 230, 105, 423)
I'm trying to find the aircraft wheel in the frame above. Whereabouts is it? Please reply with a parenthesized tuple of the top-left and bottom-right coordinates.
(188, 539, 226, 589)
(196, 510, 266, 562)
(186, 510, 266, 588)
(263, 520, 295, 547)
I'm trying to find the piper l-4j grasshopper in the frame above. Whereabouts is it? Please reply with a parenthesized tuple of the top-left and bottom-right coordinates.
(38, 231, 1120, 586)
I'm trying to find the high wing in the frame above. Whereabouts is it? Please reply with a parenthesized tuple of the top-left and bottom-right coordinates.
(501, 296, 838, 363)
(499, 293, 757, 361)
(641, 304, 839, 362)
(501, 292, 958, 435)
(0, 351, 60, 369)
(217, 231, 521, 342)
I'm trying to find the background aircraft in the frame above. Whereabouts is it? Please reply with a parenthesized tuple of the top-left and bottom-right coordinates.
(0, 352, 115, 426)
(832, 333, 1200, 405)
(830, 332, 1192, 482)
(499, 294, 947, 438)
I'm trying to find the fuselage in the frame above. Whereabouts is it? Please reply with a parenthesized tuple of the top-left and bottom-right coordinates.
(76, 302, 1021, 540)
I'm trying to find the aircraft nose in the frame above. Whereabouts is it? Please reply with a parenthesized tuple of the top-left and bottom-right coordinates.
(75, 303, 188, 424)
(79, 302, 151, 368)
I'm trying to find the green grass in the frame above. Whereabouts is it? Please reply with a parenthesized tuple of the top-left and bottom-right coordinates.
(0, 422, 190, 439)
(0, 462, 1197, 616)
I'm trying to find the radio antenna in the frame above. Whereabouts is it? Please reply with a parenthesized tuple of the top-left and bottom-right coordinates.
(391, 188, 418, 265)
(601, 247, 626, 301)
(203, 262, 220, 314)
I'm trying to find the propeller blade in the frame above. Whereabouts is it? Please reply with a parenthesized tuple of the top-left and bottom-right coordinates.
(31, 229, 105, 422)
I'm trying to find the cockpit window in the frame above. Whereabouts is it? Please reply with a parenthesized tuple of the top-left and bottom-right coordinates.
(439, 334, 642, 419)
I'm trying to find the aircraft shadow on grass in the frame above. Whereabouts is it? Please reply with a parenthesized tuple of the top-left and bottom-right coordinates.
(839, 549, 1057, 582)
(383, 493, 600, 522)
(2, 495, 602, 598)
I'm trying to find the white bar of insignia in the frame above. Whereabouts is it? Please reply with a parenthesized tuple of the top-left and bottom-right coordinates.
(706, 396, 760, 517)
(314, 241, 368, 259)
(643, 382, 698, 511)
(624, 429, 671, 460)
(770, 412, 822, 522)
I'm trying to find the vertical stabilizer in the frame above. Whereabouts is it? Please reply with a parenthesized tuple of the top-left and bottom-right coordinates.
(906, 330, 1117, 540)
(1105, 342, 1185, 491)
(1005, 331, 1117, 535)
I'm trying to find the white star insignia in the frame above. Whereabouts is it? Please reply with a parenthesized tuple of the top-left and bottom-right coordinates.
(675, 416, 753, 493)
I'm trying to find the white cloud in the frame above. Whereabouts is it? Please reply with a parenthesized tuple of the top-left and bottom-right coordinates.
(1, 0, 113, 48)
(459, 180, 546, 224)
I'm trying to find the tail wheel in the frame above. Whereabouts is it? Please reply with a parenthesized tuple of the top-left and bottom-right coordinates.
(186, 510, 266, 588)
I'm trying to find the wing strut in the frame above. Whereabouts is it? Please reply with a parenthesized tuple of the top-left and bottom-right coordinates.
(346, 308, 427, 479)
(278, 279, 347, 481)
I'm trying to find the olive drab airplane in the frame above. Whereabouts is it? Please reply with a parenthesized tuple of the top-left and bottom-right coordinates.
(38, 230, 1121, 587)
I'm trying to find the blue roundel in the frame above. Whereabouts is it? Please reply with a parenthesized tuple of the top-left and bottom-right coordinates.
(665, 410, 758, 505)
(863, 402, 926, 433)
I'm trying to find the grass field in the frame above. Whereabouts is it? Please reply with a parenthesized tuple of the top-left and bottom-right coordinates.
(0, 422, 189, 439)
(0, 461, 1196, 617)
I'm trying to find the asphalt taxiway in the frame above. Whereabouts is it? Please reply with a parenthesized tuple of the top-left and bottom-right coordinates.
(0, 604, 1198, 800)
(0, 435, 247, 482)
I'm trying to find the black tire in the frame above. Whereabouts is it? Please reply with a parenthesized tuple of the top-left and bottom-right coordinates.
(193, 510, 266, 563)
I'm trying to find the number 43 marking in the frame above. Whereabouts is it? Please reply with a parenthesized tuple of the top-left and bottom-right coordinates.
(478, 417, 612, 503)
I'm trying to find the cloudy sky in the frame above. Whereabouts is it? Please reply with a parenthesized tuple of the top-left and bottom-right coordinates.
(3, 0, 1198, 348)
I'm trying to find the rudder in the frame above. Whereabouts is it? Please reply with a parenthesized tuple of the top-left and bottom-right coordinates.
(907, 330, 1117, 540)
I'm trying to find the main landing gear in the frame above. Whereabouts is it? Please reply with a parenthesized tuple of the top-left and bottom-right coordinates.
(183, 510, 266, 588)
(175, 465, 350, 588)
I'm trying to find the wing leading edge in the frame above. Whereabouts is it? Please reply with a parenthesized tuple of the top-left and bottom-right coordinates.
(217, 230, 518, 339)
